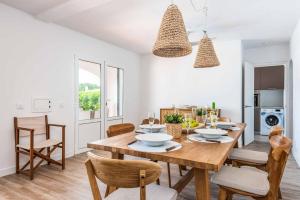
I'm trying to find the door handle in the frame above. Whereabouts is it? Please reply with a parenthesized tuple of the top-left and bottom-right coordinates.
(243, 105, 253, 108)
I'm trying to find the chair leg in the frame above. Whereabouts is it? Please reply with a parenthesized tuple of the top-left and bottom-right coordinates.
(278, 187, 282, 200)
(29, 149, 34, 180)
(227, 193, 233, 200)
(16, 148, 19, 174)
(47, 147, 51, 165)
(62, 145, 65, 170)
(61, 126, 66, 170)
(167, 163, 171, 187)
(218, 187, 228, 200)
(179, 165, 183, 176)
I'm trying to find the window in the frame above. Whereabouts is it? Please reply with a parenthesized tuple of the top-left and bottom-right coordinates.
(78, 60, 101, 120)
(106, 66, 123, 118)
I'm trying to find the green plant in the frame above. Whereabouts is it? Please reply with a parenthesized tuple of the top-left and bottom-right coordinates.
(79, 83, 100, 92)
(196, 108, 203, 116)
(164, 113, 184, 124)
(79, 89, 100, 111)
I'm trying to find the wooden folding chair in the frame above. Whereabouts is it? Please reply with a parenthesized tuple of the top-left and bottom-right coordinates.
(14, 115, 65, 180)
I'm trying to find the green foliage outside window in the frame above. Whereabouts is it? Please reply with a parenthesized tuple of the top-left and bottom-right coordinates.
(79, 83, 100, 112)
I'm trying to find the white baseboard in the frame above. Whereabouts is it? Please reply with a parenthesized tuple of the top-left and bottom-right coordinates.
(0, 166, 16, 177)
(0, 152, 74, 177)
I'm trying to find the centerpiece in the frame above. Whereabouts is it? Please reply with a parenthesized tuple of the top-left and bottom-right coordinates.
(164, 113, 184, 139)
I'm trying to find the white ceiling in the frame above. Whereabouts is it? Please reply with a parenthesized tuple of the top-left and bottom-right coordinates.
(1, 0, 300, 54)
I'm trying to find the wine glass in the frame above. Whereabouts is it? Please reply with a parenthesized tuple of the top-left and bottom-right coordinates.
(184, 113, 193, 142)
(202, 107, 207, 127)
(148, 112, 155, 133)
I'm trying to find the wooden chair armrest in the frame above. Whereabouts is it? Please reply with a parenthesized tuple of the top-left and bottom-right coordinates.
(15, 127, 34, 148)
(48, 124, 66, 128)
(16, 127, 34, 132)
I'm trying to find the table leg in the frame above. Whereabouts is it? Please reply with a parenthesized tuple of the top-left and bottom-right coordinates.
(194, 168, 211, 200)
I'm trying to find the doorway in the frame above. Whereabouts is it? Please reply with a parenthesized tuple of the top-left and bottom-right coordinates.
(253, 65, 285, 143)
(74, 57, 124, 154)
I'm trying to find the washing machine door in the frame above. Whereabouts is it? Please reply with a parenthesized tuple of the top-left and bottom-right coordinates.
(265, 114, 280, 127)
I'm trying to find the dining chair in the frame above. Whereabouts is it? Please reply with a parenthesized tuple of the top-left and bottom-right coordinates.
(106, 123, 163, 193)
(14, 115, 65, 180)
(85, 152, 177, 200)
(140, 118, 182, 187)
(141, 118, 160, 125)
(212, 134, 292, 200)
(106, 123, 135, 138)
(229, 126, 283, 170)
(218, 117, 231, 122)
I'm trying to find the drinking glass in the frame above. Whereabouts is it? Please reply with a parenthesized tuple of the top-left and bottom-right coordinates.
(202, 107, 207, 127)
(184, 113, 193, 142)
(148, 112, 155, 133)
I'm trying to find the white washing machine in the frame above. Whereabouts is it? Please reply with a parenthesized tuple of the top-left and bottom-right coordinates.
(260, 108, 284, 136)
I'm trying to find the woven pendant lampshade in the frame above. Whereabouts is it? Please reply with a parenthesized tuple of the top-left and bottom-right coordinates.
(152, 4, 192, 57)
(193, 32, 220, 68)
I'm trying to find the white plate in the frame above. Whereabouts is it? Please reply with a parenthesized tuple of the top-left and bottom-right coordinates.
(188, 134, 234, 143)
(194, 128, 228, 139)
(216, 122, 236, 126)
(135, 133, 173, 146)
(128, 141, 182, 152)
(139, 124, 166, 133)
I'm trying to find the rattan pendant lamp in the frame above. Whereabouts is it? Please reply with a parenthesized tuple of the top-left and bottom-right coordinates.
(152, 3, 192, 57)
(193, 5, 220, 68)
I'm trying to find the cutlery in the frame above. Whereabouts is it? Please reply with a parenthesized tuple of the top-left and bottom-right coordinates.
(128, 140, 137, 145)
(204, 139, 221, 143)
(192, 136, 221, 143)
(135, 130, 146, 134)
(165, 145, 179, 152)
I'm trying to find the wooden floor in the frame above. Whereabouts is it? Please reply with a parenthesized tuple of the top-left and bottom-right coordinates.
(0, 141, 299, 200)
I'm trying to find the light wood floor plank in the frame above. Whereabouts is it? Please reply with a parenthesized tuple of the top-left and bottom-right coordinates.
(0, 141, 299, 200)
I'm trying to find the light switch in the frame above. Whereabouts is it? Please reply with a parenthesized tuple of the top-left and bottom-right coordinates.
(16, 104, 24, 110)
(31, 98, 52, 113)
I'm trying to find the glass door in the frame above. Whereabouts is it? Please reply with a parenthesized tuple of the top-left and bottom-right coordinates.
(76, 59, 102, 153)
(104, 65, 124, 135)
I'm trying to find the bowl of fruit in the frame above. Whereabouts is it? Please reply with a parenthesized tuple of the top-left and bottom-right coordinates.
(182, 119, 204, 131)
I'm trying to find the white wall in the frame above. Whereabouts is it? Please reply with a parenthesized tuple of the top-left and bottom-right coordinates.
(0, 3, 141, 176)
(243, 43, 290, 66)
(140, 40, 243, 123)
(290, 20, 300, 166)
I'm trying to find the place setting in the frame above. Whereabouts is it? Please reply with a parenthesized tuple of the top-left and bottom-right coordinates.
(128, 133, 182, 153)
(187, 128, 234, 143)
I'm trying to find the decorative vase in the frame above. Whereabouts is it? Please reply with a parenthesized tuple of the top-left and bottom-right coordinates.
(90, 111, 95, 119)
(166, 123, 182, 139)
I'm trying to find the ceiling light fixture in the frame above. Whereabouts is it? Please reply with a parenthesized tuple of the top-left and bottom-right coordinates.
(152, 3, 192, 57)
(193, 3, 220, 68)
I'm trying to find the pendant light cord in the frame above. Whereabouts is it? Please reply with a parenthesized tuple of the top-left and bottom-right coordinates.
(190, 0, 209, 33)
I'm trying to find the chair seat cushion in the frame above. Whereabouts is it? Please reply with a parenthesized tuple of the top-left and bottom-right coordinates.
(105, 183, 177, 200)
(211, 166, 270, 196)
(17, 139, 61, 149)
(229, 148, 268, 164)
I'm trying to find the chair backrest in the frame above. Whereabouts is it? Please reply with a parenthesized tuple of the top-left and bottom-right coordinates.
(269, 125, 283, 139)
(218, 117, 231, 122)
(266, 135, 292, 199)
(85, 152, 161, 200)
(141, 118, 160, 125)
(106, 123, 135, 138)
(14, 116, 48, 136)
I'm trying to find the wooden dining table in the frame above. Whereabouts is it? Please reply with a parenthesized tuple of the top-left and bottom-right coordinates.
(87, 123, 246, 200)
